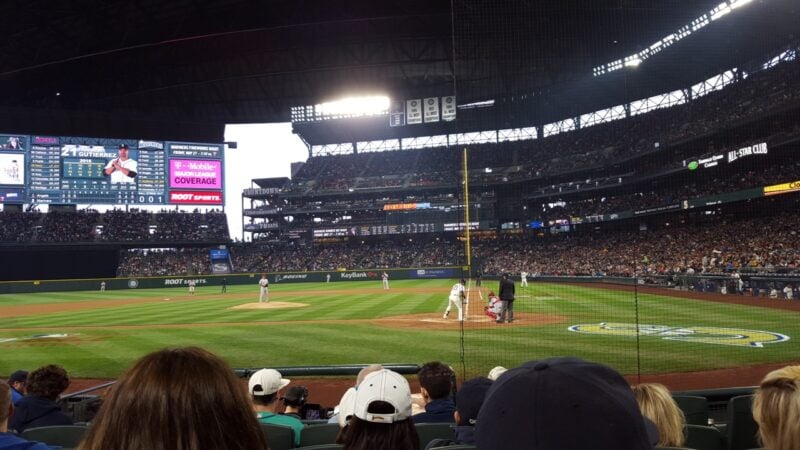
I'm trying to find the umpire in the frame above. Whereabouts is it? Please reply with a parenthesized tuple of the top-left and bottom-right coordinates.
(497, 273, 516, 323)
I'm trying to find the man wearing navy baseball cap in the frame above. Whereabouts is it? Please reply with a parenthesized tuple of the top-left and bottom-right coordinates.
(475, 357, 655, 450)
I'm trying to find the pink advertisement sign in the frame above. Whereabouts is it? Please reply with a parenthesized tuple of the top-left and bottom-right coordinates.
(169, 159, 222, 189)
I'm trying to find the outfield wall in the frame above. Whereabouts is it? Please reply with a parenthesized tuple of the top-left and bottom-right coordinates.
(0, 267, 464, 294)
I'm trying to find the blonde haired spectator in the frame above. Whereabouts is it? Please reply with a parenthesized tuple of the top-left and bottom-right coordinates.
(632, 383, 686, 448)
(753, 365, 800, 450)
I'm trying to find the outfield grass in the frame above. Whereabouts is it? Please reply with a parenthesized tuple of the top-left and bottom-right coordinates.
(1, 279, 798, 380)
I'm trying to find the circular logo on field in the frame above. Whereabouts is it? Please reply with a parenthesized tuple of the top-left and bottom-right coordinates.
(128, 279, 139, 289)
(568, 322, 789, 348)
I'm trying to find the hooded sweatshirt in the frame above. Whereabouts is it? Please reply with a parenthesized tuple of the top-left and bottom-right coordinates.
(7, 396, 72, 434)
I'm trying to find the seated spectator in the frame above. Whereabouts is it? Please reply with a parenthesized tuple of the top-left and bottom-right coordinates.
(249, 368, 304, 446)
(475, 357, 655, 450)
(425, 377, 493, 449)
(330, 364, 384, 427)
(413, 361, 456, 424)
(0, 384, 54, 450)
(6, 371, 27, 405)
(632, 383, 686, 448)
(78, 346, 266, 450)
(753, 365, 800, 450)
(281, 385, 308, 420)
(336, 369, 419, 450)
(9, 365, 72, 433)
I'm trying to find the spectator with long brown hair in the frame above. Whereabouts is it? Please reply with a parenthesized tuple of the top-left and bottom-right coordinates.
(632, 383, 686, 448)
(752, 365, 800, 450)
(78, 347, 267, 450)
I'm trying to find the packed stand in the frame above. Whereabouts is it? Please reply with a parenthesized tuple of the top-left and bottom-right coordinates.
(0, 210, 229, 243)
(116, 248, 213, 277)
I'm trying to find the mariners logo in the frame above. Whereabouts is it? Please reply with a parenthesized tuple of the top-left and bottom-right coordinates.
(128, 279, 139, 289)
(568, 322, 789, 348)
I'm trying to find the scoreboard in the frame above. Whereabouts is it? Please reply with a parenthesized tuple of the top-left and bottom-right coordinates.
(0, 133, 224, 206)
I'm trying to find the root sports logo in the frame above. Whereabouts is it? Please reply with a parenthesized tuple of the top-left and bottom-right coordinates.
(568, 322, 789, 348)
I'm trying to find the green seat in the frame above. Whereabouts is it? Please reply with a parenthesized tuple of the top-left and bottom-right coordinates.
(261, 423, 295, 450)
(21, 425, 88, 448)
(299, 423, 340, 447)
(727, 395, 759, 450)
(415, 423, 455, 449)
(674, 395, 710, 426)
(685, 424, 722, 450)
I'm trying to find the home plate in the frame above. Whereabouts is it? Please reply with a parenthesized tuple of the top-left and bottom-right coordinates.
(230, 302, 308, 310)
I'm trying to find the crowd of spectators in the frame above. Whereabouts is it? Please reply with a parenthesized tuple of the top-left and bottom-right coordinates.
(0, 209, 229, 244)
(476, 212, 800, 277)
(113, 208, 799, 278)
(116, 248, 212, 277)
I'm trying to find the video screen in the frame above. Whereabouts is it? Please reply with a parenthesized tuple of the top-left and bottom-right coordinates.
(0, 154, 24, 185)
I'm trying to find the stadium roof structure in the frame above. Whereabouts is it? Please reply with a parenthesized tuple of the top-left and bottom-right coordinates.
(0, 0, 797, 143)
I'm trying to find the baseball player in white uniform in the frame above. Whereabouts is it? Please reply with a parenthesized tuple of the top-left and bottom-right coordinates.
(259, 275, 269, 303)
(104, 143, 138, 183)
(520, 271, 528, 287)
(100, 281, 106, 292)
(382, 271, 389, 290)
(188, 279, 196, 296)
(443, 279, 466, 321)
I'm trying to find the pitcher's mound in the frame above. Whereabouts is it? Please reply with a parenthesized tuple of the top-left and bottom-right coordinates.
(230, 302, 308, 310)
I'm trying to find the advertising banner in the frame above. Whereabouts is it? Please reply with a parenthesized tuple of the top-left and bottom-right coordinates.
(169, 159, 222, 189)
(169, 190, 223, 204)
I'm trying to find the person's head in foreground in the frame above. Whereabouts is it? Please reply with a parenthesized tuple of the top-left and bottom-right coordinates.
(632, 382, 686, 447)
(455, 376, 493, 426)
(336, 369, 419, 450)
(475, 356, 654, 450)
(78, 347, 267, 450)
(753, 365, 800, 450)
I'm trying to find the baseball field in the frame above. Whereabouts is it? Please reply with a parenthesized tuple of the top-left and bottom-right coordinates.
(1, 278, 798, 387)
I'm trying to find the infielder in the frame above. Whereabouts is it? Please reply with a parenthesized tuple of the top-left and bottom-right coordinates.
(443, 279, 466, 321)
(188, 279, 196, 296)
(382, 271, 389, 290)
(259, 274, 269, 303)
(520, 271, 528, 287)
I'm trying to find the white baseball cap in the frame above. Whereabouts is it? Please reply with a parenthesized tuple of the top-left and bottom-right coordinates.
(336, 387, 358, 427)
(353, 369, 412, 423)
(248, 368, 290, 396)
(488, 366, 508, 381)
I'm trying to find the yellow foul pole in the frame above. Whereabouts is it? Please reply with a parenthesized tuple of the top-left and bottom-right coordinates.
(463, 147, 471, 269)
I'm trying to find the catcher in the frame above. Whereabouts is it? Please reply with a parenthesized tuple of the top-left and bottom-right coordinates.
(484, 291, 503, 321)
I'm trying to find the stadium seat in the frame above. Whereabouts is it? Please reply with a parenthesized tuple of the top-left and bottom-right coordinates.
(429, 445, 476, 450)
(415, 423, 455, 449)
(299, 423, 340, 447)
(673, 395, 710, 426)
(20, 424, 88, 448)
(260, 423, 295, 450)
(685, 424, 722, 450)
(726, 395, 759, 450)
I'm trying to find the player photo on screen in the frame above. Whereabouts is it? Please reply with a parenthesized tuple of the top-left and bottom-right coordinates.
(0, 153, 24, 185)
(0, 136, 25, 151)
(104, 143, 138, 184)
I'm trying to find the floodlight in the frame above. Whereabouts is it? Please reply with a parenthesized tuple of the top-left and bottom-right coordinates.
(730, 0, 753, 9)
(624, 58, 642, 67)
(316, 95, 389, 118)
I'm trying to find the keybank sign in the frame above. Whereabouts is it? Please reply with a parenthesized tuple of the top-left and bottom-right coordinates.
(340, 272, 368, 279)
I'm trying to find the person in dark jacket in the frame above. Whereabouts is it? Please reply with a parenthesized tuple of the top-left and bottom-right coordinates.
(497, 273, 516, 323)
(424, 377, 493, 449)
(8, 365, 72, 433)
(0, 384, 54, 450)
(413, 361, 456, 424)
